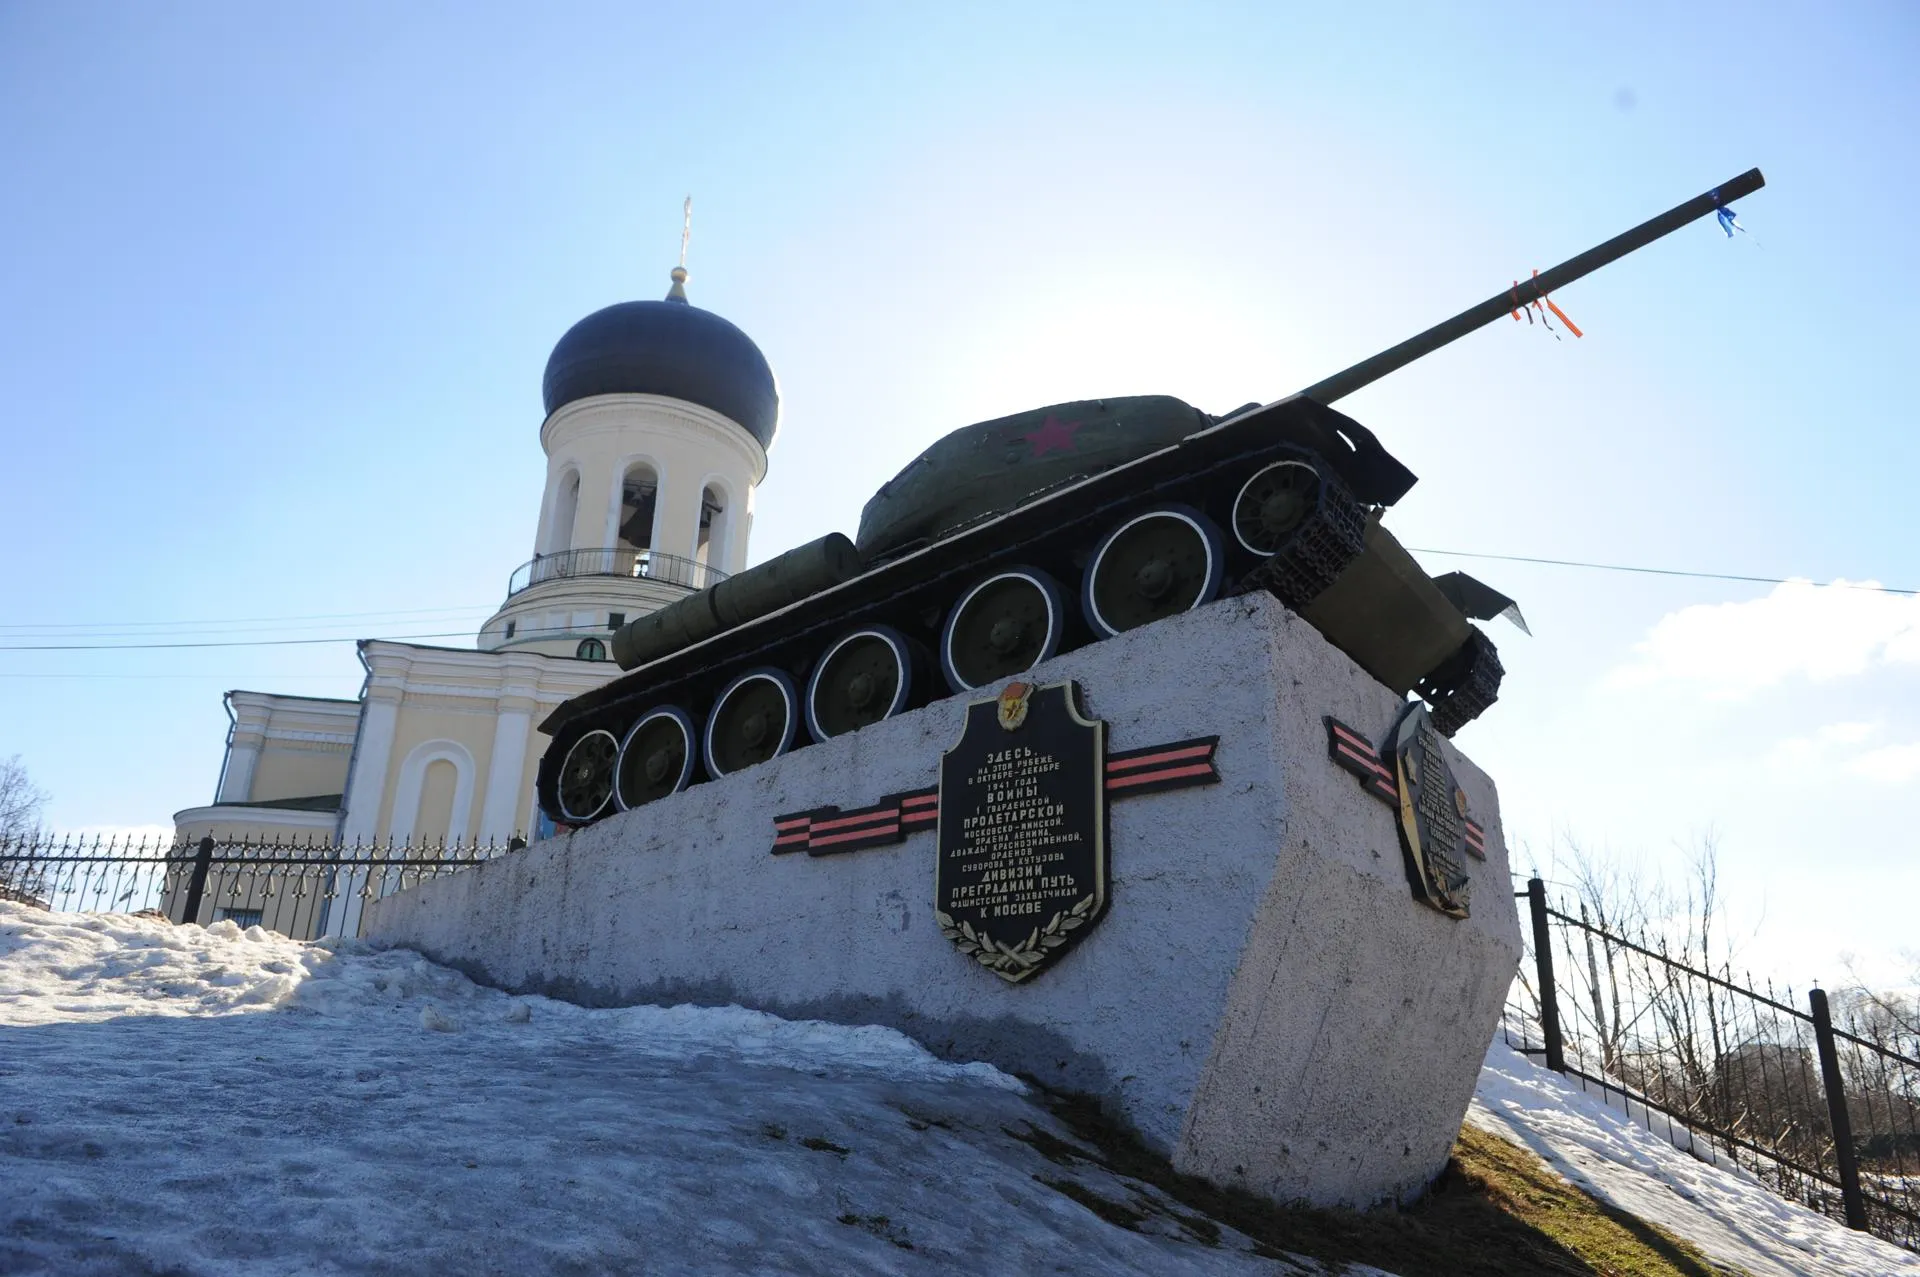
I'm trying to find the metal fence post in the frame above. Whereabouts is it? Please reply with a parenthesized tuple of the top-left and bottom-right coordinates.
(1809, 987, 1870, 1231)
(1527, 878, 1566, 1073)
(180, 835, 215, 925)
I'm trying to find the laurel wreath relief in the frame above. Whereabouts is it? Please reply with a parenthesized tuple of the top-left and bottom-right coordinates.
(935, 895, 1096, 981)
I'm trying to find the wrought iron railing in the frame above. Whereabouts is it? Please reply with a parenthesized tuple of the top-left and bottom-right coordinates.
(1506, 877, 1919, 1253)
(505, 547, 726, 599)
(0, 832, 523, 942)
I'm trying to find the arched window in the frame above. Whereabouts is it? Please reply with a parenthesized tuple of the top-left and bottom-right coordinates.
(576, 637, 607, 661)
(415, 760, 459, 847)
(696, 483, 727, 574)
(616, 463, 659, 554)
(389, 740, 476, 846)
(548, 470, 582, 554)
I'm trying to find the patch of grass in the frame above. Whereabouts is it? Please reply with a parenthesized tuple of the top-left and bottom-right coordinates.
(1034, 1176, 1149, 1231)
(760, 1123, 786, 1141)
(1025, 1090, 1741, 1277)
(799, 1135, 850, 1157)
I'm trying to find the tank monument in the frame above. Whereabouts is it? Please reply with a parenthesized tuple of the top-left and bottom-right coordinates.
(368, 169, 1766, 1208)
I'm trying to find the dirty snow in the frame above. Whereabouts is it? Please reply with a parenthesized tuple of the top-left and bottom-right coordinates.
(7, 902, 1913, 1276)
(0, 905, 1370, 1276)
(1472, 1039, 1920, 1276)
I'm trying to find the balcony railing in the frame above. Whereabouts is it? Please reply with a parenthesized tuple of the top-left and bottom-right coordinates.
(506, 547, 727, 599)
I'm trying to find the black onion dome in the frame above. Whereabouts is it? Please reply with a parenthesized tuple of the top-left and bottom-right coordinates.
(541, 293, 779, 449)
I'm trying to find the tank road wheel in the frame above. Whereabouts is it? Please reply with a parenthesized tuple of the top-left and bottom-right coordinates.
(1232, 456, 1367, 609)
(615, 707, 697, 811)
(703, 668, 800, 779)
(1082, 505, 1225, 638)
(556, 729, 619, 823)
(806, 626, 914, 741)
(941, 567, 1064, 694)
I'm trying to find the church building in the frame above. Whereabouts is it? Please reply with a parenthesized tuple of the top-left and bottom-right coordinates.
(172, 264, 778, 852)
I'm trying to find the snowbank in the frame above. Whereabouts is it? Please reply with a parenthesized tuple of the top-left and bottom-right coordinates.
(1472, 1040, 1920, 1277)
(11, 902, 1908, 1276)
(1, 904, 1355, 1276)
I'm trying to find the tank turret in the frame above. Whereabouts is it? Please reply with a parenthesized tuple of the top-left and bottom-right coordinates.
(537, 169, 1765, 829)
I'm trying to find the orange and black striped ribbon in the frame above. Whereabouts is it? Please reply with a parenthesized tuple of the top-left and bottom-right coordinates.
(771, 736, 1221, 857)
(1325, 717, 1486, 860)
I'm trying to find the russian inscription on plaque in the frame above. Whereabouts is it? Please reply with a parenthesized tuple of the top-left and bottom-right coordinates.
(935, 681, 1108, 983)
(1325, 706, 1483, 919)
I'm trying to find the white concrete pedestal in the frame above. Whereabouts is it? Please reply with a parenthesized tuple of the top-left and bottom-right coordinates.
(366, 594, 1521, 1207)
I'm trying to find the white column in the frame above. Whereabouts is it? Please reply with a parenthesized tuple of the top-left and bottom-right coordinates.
(338, 692, 400, 844)
(217, 741, 260, 803)
(479, 694, 534, 844)
(328, 690, 400, 938)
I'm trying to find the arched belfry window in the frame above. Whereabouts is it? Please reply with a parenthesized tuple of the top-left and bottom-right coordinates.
(549, 471, 582, 554)
(576, 637, 607, 661)
(696, 484, 727, 572)
(617, 463, 659, 554)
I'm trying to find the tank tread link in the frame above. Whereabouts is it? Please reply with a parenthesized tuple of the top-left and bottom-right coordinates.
(536, 167, 1766, 829)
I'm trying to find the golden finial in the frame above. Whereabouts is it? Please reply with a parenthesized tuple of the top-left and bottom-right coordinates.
(666, 196, 692, 302)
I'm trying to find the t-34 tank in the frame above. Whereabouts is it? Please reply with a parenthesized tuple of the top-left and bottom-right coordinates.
(536, 169, 1764, 828)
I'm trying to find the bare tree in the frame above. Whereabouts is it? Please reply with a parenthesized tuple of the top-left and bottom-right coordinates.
(1, 755, 45, 842)
(1, 755, 49, 902)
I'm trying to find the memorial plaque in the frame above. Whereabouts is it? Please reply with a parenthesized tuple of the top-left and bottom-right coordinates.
(935, 680, 1107, 983)
(1325, 709, 1484, 919)
(1387, 704, 1472, 919)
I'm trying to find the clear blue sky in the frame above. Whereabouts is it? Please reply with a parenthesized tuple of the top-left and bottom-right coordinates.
(2, 3, 1915, 982)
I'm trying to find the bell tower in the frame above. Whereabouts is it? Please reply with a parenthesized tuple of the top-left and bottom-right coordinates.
(479, 247, 778, 660)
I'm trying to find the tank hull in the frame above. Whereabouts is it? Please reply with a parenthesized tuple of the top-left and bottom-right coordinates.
(536, 393, 1497, 827)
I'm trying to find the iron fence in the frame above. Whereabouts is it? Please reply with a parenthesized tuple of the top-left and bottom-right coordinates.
(0, 832, 521, 941)
(505, 547, 727, 598)
(1506, 877, 1919, 1253)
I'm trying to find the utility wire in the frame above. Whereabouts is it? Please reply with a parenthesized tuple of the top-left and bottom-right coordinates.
(1406, 550, 1918, 597)
(0, 606, 497, 636)
(4, 555, 1915, 654)
(0, 619, 595, 653)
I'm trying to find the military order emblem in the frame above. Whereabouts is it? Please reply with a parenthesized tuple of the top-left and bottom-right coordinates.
(996, 680, 1032, 731)
(936, 681, 1107, 982)
(1326, 707, 1484, 919)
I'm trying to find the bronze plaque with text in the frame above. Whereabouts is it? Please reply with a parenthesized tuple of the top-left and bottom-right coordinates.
(934, 680, 1107, 983)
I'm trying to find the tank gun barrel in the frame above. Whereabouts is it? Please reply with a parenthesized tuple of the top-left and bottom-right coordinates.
(1299, 167, 1765, 407)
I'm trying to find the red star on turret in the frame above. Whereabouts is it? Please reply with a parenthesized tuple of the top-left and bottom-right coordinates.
(1022, 415, 1083, 458)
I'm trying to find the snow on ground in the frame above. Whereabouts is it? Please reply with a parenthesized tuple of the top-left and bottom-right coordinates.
(1471, 1040, 1920, 1277)
(0, 905, 1376, 1277)
(12, 902, 1916, 1277)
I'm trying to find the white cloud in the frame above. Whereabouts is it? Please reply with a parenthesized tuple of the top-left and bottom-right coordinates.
(1767, 720, 1879, 767)
(1610, 580, 1920, 699)
(1851, 742, 1920, 785)
(1764, 722, 1920, 787)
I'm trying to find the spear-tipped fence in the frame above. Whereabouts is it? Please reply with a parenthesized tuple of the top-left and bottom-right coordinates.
(1507, 877, 1919, 1253)
(0, 831, 523, 941)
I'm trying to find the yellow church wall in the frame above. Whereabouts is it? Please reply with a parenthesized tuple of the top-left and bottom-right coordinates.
(372, 701, 499, 843)
(246, 746, 351, 805)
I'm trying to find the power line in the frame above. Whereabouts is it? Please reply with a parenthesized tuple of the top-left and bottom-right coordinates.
(0, 673, 355, 680)
(4, 554, 1914, 654)
(1405, 550, 1919, 597)
(0, 632, 478, 652)
(0, 619, 594, 653)
(0, 604, 497, 635)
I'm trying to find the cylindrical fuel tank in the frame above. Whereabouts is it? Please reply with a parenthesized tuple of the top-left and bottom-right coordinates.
(611, 533, 863, 670)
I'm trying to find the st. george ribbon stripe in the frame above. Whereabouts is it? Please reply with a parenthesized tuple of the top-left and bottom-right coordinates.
(1324, 716, 1488, 861)
(770, 735, 1220, 856)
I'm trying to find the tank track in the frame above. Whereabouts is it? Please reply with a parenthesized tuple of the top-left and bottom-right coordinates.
(1235, 466, 1367, 610)
(1421, 629, 1504, 738)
